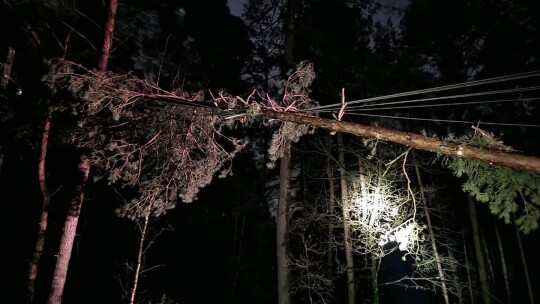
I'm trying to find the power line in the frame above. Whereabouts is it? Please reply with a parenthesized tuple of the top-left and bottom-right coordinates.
(320, 97, 540, 112)
(306, 87, 540, 113)
(345, 112, 540, 128)
(308, 70, 540, 111)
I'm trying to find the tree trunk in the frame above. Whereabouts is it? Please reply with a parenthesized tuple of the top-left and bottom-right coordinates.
(276, 139, 291, 304)
(97, 0, 117, 72)
(468, 196, 491, 304)
(262, 110, 540, 174)
(494, 220, 511, 304)
(371, 255, 379, 304)
(276, 1, 295, 303)
(46, 155, 90, 304)
(129, 206, 151, 304)
(47, 2, 117, 302)
(0, 145, 4, 176)
(230, 212, 246, 304)
(462, 229, 475, 304)
(325, 142, 335, 273)
(481, 233, 495, 285)
(514, 213, 534, 304)
(283, 0, 295, 69)
(447, 248, 463, 304)
(415, 163, 450, 304)
(338, 133, 355, 304)
(28, 115, 52, 302)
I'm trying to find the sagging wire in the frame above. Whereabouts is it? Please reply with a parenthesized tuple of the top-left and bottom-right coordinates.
(328, 97, 540, 113)
(304, 86, 540, 114)
(345, 112, 540, 128)
(306, 70, 540, 112)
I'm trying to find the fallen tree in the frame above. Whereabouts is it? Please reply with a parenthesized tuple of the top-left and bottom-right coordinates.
(262, 109, 540, 174)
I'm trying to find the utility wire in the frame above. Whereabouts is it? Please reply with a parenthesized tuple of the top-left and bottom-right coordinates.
(325, 97, 540, 112)
(304, 86, 540, 113)
(308, 70, 540, 111)
(345, 113, 540, 128)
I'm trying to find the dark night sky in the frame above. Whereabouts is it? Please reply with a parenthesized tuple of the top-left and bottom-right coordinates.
(227, 0, 247, 17)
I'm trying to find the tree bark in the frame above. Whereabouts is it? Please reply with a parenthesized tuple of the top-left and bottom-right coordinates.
(97, 0, 117, 72)
(0, 145, 3, 176)
(415, 163, 450, 304)
(275, 1, 295, 303)
(129, 206, 150, 304)
(338, 133, 355, 304)
(263, 110, 540, 174)
(28, 115, 52, 302)
(468, 196, 491, 304)
(276, 139, 291, 304)
(47, 2, 116, 302)
(481, 233, 495, 285)
(46, 155, 90, 304)
(494, 220, 511, 304)
(371, 256, 379, 304)
(514, 213, 534, 304)
(462, 229, 475, 304)
(325, 142, 335, 273)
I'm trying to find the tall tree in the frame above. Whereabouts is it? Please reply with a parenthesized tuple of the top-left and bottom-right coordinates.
(513, 213, 534, 304)
(325, 140, 335, 272)
(128, 204, 151, 304)
(276, 0, 296, 302)
(415, 163, 450, 304)
(493, 220, 511, 304)
(47, 1, 117, 303)
(468, 195, 491, 304)
(28, 115, 52, 302)
(46, 155, 91, 304)
(338, 133, 355, 304)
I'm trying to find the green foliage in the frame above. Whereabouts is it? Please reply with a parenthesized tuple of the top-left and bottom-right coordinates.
(448, 156, 540, 234)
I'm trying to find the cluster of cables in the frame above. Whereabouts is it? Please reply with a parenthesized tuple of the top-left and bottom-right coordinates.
(296, 71, 540, 128)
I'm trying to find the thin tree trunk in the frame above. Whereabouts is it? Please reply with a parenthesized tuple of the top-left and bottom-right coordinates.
(513, 213, 534, 304)
(494, 219, 511, 304)
(277, 139, 291, 304)
(0, 145, 4, 176)
(325, 140, 335, 273)
(263, 110, 540, 174)
(462, 229, 475, 304)
(129, 207, 151, 304)
(338, 133, 355, 304)
(415, 163, 450, 304)
(481, 233, 495, 285)
(468, 196, 491, 304)
(28, 115, 52, 302)
(230, 214, 246, 304)
(371, 255, 379, 304)
(46, 155, 90, 304)
(447, 248, 463, 304)
(98, 0, 117, 72)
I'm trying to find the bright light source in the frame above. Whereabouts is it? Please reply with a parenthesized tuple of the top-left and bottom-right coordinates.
(349, 176, 418, 253)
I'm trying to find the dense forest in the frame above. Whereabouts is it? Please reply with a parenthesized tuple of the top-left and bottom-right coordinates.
(1, 0, 539, 304)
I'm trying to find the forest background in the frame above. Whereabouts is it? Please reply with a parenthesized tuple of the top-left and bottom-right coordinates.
(1, 0, 539, 304)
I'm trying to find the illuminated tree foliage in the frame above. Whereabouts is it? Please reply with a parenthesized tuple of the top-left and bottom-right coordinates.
(44, 61, 248, 218)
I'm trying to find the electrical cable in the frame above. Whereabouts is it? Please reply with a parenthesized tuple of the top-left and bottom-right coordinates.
(308, 70, 540, 111)
(303, 87, 540, 113)
(323, 97, 540, 112)
(345, 112, 540, 128)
